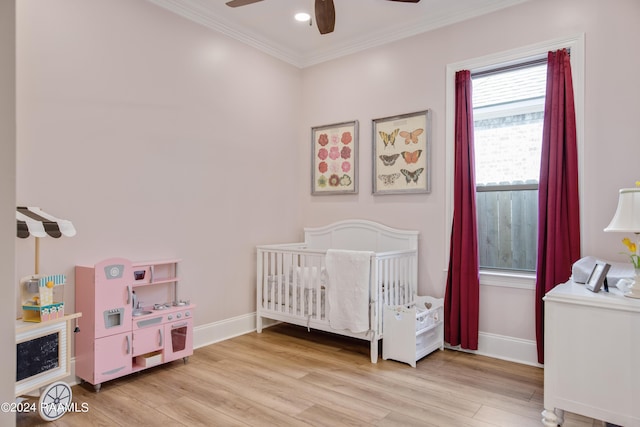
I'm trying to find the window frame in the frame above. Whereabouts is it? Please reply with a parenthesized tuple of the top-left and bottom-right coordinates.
(444, 34, 585, 289)
(473, 63, 545, 272)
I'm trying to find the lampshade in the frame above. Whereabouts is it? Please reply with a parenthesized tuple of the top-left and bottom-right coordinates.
(604, 188, 640, 233)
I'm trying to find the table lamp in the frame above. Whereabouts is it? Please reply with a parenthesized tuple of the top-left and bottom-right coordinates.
(604, 187, 640, 298)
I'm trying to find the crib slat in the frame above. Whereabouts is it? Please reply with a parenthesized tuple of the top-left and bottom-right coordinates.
(391, 260, 395, 299)
(291, 252, 298, 314)
(277, 252, 286, 313)
(273, 251, 279, 311)
(299, 253, 306, 317)
(385, 258, 392, 305)
(371, 255, 379, 333)
(315, 256, 323, 321)
(398, 257, 403, 304)
(261, 250, 268, 309)
(282, 252, 287, 313)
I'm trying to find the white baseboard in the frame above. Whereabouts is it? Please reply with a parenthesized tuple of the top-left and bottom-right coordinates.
(193, 312, 277, 348)
(446, 331, 542, 367)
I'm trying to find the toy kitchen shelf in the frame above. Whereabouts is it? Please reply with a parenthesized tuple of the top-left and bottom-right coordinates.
(75, 258, 194, 392)
(131, 259, 180, 287)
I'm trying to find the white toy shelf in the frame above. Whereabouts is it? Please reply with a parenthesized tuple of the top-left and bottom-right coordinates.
(382, 295, 444, 367)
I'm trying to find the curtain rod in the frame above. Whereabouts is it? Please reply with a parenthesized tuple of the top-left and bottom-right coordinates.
(471, 57, 547, 78)
(471, 48, 571, 79)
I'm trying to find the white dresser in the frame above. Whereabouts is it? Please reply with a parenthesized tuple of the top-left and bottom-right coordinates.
(543, 281, 640, 426)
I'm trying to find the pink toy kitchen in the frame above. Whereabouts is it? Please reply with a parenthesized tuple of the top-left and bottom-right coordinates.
(74, 258, 195, 392)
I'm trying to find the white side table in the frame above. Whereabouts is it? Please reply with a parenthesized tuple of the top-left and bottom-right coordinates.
(543, 281, 640, 426)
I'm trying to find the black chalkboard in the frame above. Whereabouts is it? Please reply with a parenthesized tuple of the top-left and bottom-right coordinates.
(16, 332, 59, 382)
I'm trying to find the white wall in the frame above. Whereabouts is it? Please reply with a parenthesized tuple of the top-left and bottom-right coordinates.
(299, 0, 640, 361)
(14, 0, 640, 367)
(1, 1, 16, 425)
(16, 0, 303, 327)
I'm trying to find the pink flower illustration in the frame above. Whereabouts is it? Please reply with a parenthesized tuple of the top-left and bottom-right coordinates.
(329, 146, 340, 160)
(340, 146, 351, 159)
(341, 132, 352, 145)
(318, 162, 328, 174)
(318, 134, 329, 146)
(317, 148, 328, 160)
(331, 134, 340, 145)
(328, 174, 340, 187)
(341, 161, 351, 173)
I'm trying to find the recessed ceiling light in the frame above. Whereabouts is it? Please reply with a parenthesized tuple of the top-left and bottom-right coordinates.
(294, 12, 311, 22)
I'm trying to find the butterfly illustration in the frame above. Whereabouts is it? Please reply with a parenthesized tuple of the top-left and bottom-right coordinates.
(399, 128, 424, 144)
(379, 129, 400, 148)
(378, 173, 401, 186)
(379, 154, 400, 166)
(401, 150, 422, 164)
(400, 168, 424, 184)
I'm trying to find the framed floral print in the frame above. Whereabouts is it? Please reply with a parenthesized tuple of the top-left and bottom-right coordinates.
(372, 110, 431, 195)
(311, 120, 358, 195)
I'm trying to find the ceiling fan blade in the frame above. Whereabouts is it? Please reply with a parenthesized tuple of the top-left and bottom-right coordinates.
(225, 0, 264, 7)
(315, 0, 336, 35)
(387, 0, 421, 2)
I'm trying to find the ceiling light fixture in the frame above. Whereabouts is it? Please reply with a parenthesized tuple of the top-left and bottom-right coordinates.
(294, 12, 311, 22)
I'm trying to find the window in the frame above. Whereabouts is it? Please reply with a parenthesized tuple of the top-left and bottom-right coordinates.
(472, 62, 547, 272)
(445, 35, 584, 286)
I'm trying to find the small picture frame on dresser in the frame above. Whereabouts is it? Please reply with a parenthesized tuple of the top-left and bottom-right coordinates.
(585, 261, 611, 292)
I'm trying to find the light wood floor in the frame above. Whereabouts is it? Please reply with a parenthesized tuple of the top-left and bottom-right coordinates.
(17, 323, 604, 427)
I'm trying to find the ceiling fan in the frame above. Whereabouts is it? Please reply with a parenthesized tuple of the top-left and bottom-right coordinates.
(225, 0, 421, 35)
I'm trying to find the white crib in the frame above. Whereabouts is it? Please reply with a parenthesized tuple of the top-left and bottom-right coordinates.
(256, 219, 419, 363)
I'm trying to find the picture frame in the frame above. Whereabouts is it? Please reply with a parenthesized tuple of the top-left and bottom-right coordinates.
(585, 261, 611, 293)
(372, 110, 431, 194)
(311, 120, 358, 195)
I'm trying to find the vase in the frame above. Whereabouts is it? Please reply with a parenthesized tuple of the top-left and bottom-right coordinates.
(628, 268, 640, 298)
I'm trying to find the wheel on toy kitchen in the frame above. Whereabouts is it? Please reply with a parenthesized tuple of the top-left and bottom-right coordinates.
(38, 381, 72, 421)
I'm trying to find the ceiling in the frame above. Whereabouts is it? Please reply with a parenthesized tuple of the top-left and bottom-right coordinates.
(147, 0, 528, 68)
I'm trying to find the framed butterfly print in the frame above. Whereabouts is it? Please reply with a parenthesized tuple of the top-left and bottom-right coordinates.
(372, 110, 431, 195)
(311, 120, 359, 195)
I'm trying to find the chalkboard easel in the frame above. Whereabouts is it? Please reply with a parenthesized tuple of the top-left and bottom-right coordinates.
(17, 331, 59, 382)
(15, 312, 81, 398)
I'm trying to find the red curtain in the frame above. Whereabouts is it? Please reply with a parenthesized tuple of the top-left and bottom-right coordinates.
(535, 49, 581, 364)
(444, 70, 480, 350)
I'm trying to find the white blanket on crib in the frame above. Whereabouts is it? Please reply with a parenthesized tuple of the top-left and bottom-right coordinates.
(325, 249, 373, 333)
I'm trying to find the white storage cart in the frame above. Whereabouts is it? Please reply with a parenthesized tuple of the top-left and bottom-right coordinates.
(383, 296, 444, 367)
(15, 207, 79, 421)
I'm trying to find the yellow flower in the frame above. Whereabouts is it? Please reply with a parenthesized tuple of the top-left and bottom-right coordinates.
(623, 237, 637, 253)
(622, 237, 640, 268)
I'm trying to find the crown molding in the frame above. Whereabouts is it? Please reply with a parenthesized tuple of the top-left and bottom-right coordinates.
(148, 0, 304, 66)
(148, 0, 529, 69)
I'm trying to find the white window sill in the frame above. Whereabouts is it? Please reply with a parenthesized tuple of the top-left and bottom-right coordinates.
(479, 269, 536, 290)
